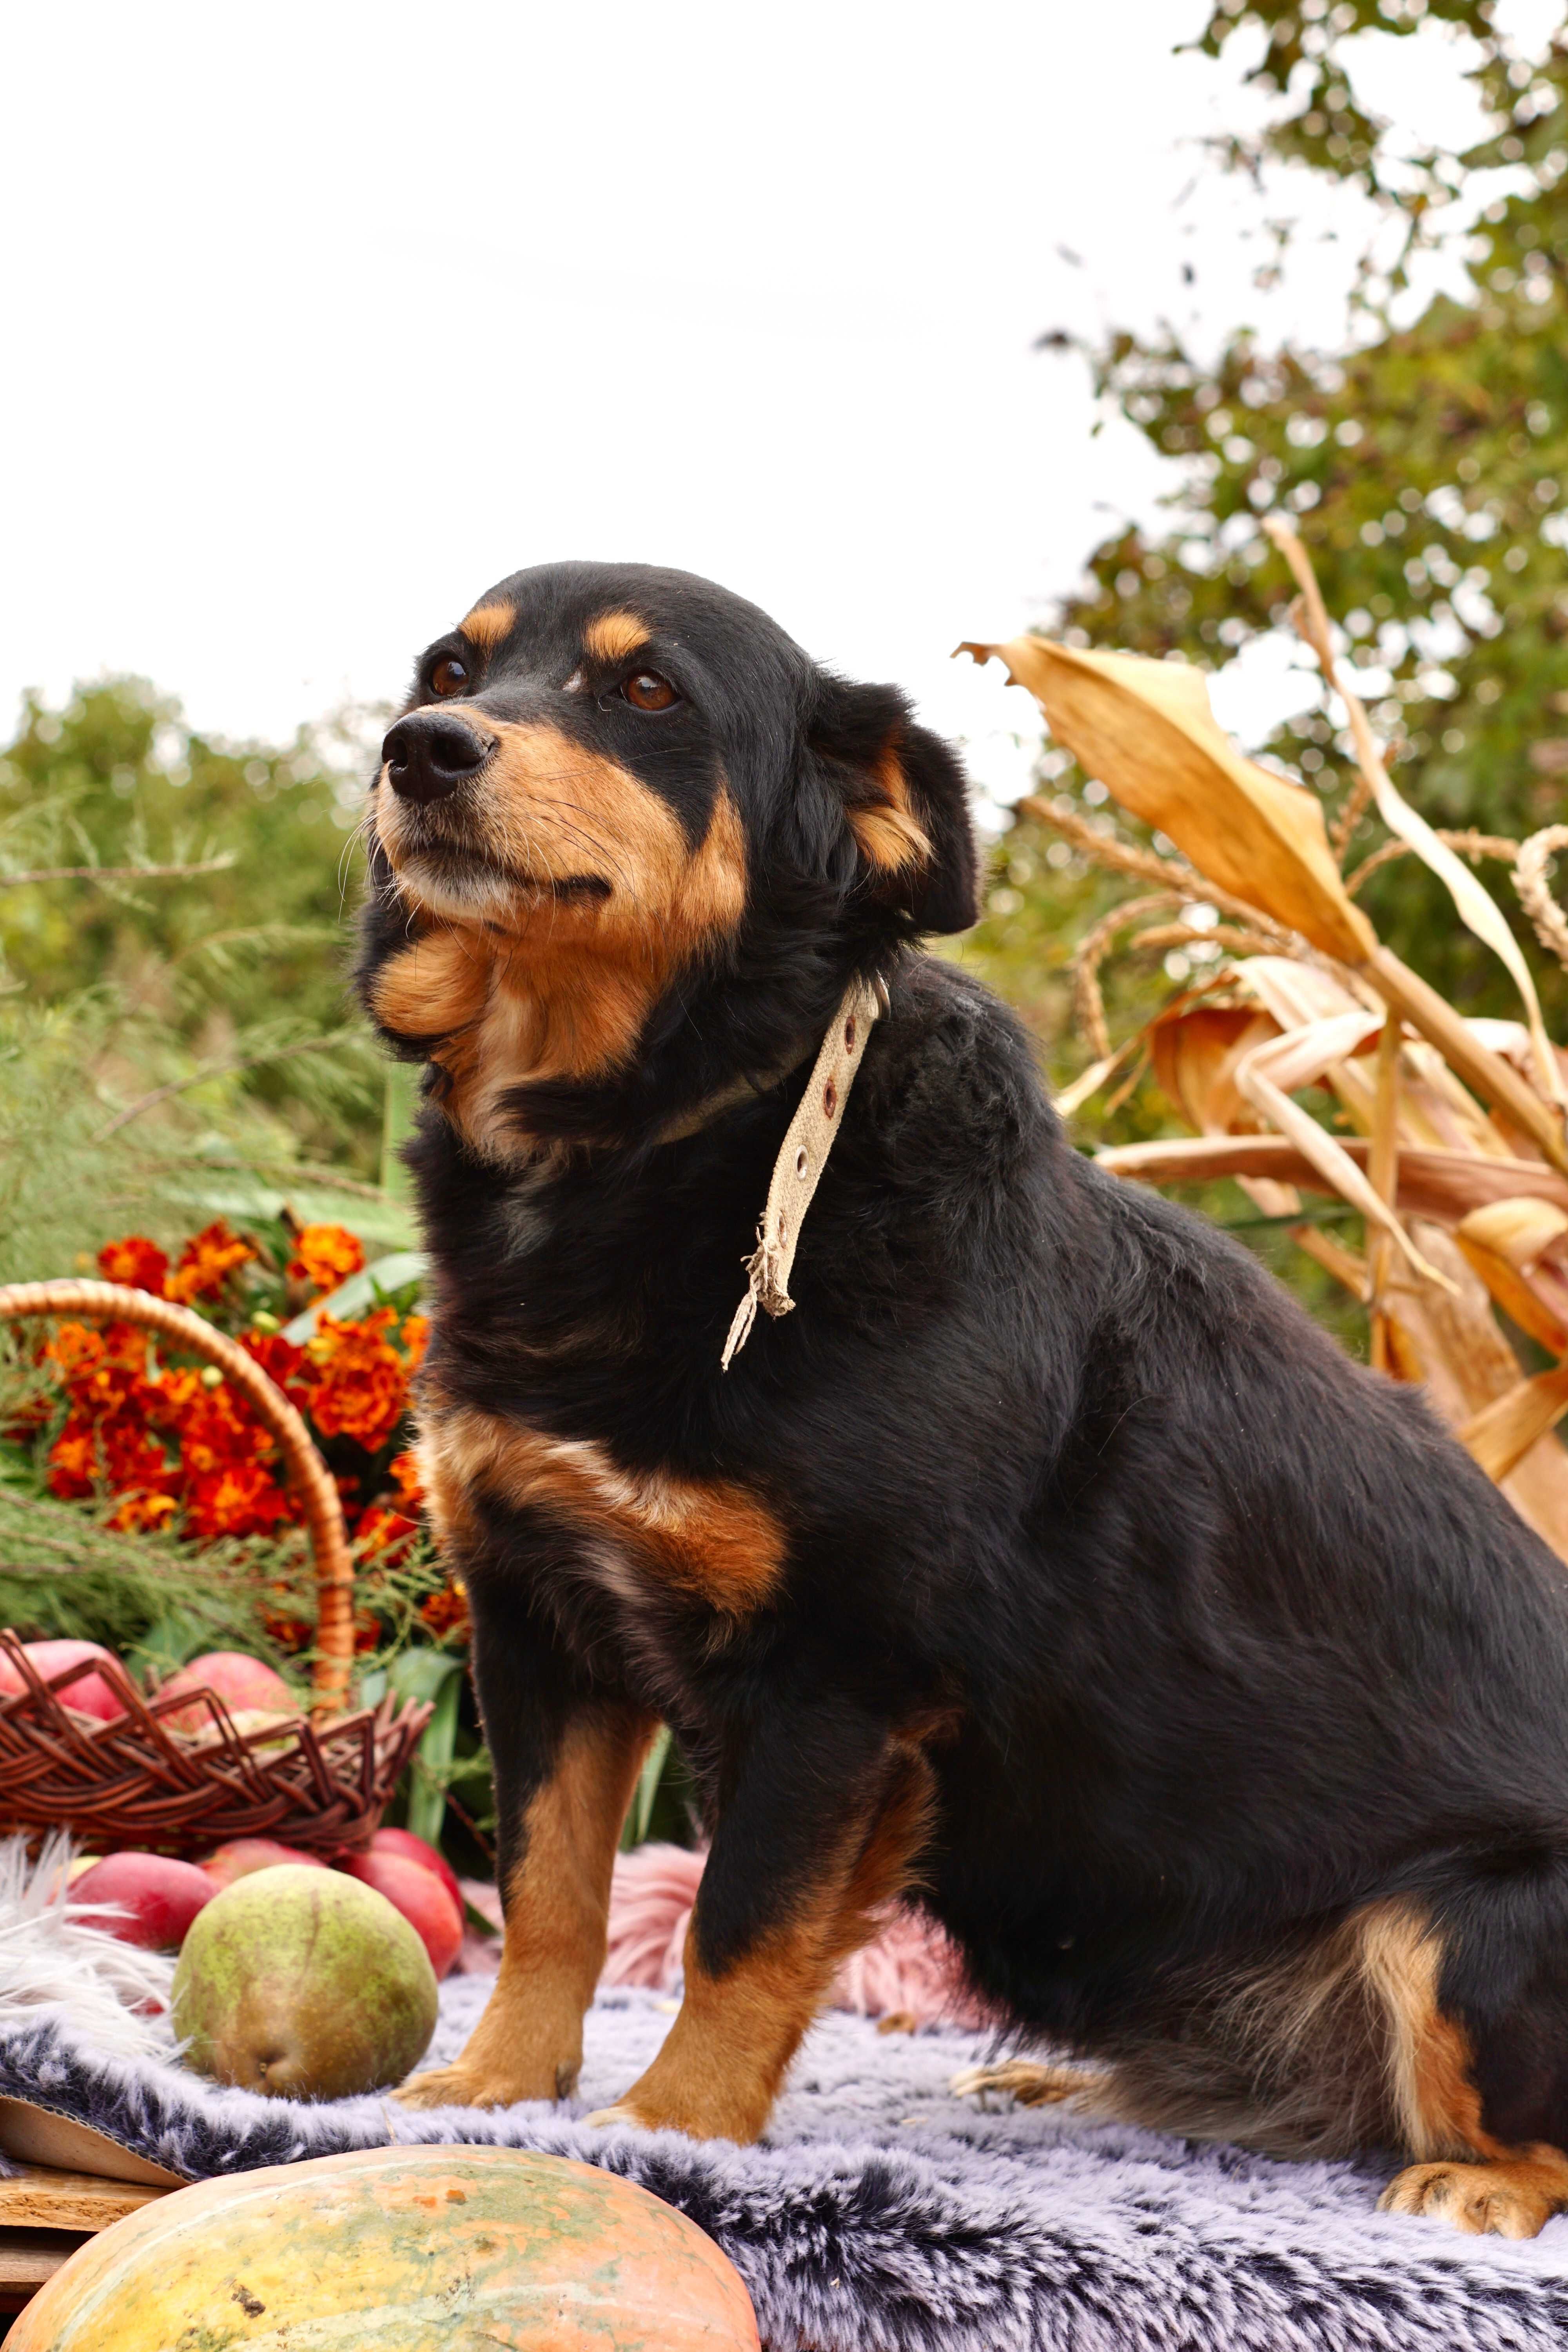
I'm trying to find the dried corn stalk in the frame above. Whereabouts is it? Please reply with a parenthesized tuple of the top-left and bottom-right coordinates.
(963, 541, 1568, 1561)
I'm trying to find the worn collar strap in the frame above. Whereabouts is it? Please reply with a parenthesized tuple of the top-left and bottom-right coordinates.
(721, 970, 887, 1370)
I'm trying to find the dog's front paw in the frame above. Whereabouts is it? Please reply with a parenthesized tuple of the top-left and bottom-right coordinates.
(395, 2059, 575, 2112)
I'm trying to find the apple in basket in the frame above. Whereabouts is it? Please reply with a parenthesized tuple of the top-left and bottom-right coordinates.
(156, 1649, 297, 1732)
(341, 1848, 463, 1979)
(202, 1838, 328, 1889)
(0, 1638, 128, 1721)
(71, 1853, 215, 1949)
(365, 1825, 464, 1920)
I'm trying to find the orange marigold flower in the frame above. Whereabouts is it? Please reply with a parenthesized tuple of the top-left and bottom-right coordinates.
(47, 1418, 100, 1500)
(305, 1311, 410, 1452)
(419, 1579, 471, 1642)
(387, 1450, 425, 1512)
(184, 1460, 294, 1542)
(287, 1223, 366, 1297)
(356, 1503, 419, 1564)
(165, 1220, 257, 1306)
(110, 1489, 180, 1534)
(96, 1235, 169, 1295)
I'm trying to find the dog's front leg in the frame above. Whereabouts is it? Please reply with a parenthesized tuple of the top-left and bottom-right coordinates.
(397, 1580, 654, 2112)
(589, 1702, 934, 2143)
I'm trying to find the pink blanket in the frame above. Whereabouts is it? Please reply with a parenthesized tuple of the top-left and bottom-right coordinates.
(458, 1842, 991, 2028)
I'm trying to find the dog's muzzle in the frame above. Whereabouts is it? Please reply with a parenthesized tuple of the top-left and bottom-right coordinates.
(381, 711, 495, 805)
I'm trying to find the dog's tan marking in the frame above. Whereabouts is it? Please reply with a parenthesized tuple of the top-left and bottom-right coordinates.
(593, 1744, 935, 2141)
(373, 749, 747, 1156)
(425, 1402, 786, 1614)
(583, 610, 650, 666)
(1362, 1902, 1568, 2236)
(369, 928, 490, 1041)
(848, 745, 932, 878)
(953, 1896, 1568, 2234)
(461, 601, 515, 649)
(397, 1706, 654, 2111)
(1356, 1901, 1503, 2161)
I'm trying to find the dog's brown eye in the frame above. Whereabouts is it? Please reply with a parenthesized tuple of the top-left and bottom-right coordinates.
(622, 671, 679, 713)
(430, 657, 469, 699)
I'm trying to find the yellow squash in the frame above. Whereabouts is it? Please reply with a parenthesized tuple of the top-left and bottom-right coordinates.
(11, 2142, 760, 2351)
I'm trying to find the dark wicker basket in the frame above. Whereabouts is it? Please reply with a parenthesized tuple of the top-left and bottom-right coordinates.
(0, 1280, 432, 1857)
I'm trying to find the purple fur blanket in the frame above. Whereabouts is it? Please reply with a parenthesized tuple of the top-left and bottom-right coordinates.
(6, 1978, 1568, 2350)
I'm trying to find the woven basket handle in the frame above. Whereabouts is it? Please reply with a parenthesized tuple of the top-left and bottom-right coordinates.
(0, 1279, 355, 1718)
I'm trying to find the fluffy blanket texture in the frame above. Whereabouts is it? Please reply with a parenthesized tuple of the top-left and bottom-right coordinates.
(7, 1842, 1568, 2348)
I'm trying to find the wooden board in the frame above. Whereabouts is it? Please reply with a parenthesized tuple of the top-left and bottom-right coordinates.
(0, 2228, 91, 2310)
(0, 2163, 169, 2231)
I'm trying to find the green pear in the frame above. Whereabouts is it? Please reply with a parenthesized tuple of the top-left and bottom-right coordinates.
(172, 1864, 438, 2100)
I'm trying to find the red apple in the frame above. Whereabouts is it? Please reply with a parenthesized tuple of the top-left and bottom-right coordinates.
(72, 1852, 214, 1949)
(341, 1850, 462, 1979)
(0, 1640, 128, 1722)
(366, 1827, 463, 1920)
(202, 1838, 328, 1889)
(158, 1651, 296, 1733)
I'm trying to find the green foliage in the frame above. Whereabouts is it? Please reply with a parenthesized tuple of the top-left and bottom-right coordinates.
(0, 679, 385, 1170)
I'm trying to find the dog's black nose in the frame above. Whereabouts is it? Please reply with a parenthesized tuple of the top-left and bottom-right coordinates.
(381, 711, 494, 804)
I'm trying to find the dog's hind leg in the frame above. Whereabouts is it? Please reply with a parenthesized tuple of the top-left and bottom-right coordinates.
(1371, 1902, 1568, 2237)
(949, 2058, 1112, 2110)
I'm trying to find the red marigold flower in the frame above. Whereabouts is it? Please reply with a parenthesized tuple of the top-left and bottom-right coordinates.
(399, 1313, 430, 1373)
(261, 1595, 315, 1653)
(184, 1460, 294, 1542)
(419, 1579, 471, 1642)
(287, 1223, 366, 1297)
(98, 1413, 174, 1494)
(238, 1328, 314, 1410)
(96, 1236, 169, 1296)
(304, 1312, 410, 1452)
(165, 1220, 257, 1307)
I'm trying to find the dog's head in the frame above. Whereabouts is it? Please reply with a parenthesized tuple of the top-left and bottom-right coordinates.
(359, 561, 977, 1154)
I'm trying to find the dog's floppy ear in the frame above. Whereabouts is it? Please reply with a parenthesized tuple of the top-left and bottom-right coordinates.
(809, 675, 980, 935)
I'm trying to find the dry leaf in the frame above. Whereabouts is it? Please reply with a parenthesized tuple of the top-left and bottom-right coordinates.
(1095, 1136, 1568, 1227)
(1150, 1004, 1279, 1134)
(1265, 514, 1564, 1112)
(963, 638, 1374, 962)
(1231, 1012, 1442, 1283)
(1460, 1364, 1568, 1484)
(1453, 1198, 1568, 1357)
(965, 636, 1568, 1175)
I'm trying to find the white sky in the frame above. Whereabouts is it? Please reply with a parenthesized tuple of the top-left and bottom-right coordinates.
(0, 0, 1521, 821)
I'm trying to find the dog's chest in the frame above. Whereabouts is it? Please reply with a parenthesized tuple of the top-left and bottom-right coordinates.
(418, 1397, 785, 1626)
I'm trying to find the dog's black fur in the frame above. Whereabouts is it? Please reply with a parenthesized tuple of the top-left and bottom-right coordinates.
(359, 561, 1568, 2223)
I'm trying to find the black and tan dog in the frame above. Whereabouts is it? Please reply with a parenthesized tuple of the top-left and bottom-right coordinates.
(361, 560, 1568, 2236)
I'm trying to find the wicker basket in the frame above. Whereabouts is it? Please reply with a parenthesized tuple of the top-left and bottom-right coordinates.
(0, 1279, 432, 1858)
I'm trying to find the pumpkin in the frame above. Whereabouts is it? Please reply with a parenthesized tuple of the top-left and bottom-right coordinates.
(10, 2142, 760, 2351)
